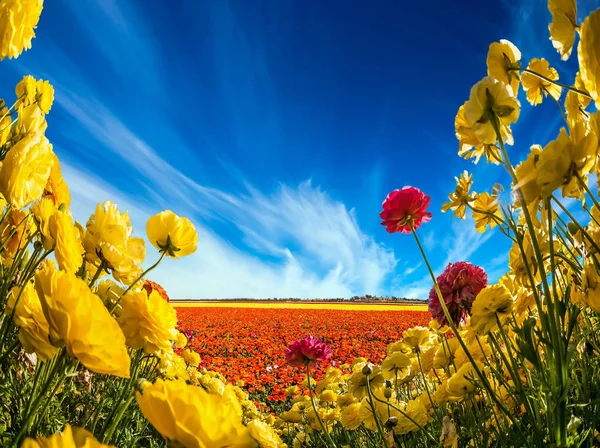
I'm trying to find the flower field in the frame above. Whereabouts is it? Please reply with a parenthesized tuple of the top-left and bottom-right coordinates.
(175, 304, 430, 402)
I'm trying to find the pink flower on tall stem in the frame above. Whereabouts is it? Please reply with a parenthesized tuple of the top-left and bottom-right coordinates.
(380, 187, 432, 234)
(285, 335, 332, 368)
(428, 261, 487, 326)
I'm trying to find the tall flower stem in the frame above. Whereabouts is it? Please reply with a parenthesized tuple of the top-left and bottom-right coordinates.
(509, 67, 592, 99)
(305, 363, 337, 448)
(112, 252, 166, 313)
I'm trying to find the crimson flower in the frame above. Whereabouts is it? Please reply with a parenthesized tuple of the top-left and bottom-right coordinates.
(285, 335, 332, 368)
(428, 261, 487, 326)
(380, 187, 432, 234)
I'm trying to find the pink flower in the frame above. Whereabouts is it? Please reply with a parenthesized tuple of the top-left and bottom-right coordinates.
(285, 335, 332, 368)
(428, 261, 487, 326)
(380, 187, 432, 234)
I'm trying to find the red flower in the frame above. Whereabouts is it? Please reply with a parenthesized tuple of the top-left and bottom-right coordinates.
(380, 187, 432, 233)
(285, 336, 332, 368)
(143, 280, 170, 302)
(428, 262, 487, 326)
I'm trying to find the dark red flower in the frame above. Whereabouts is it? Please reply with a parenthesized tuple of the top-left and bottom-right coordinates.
(285, 335, 332, 368)
(380, 187, 432, 234)
(428, 262, 487, 326)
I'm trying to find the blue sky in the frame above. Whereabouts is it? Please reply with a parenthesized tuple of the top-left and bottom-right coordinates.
(1, 0, 596, 299)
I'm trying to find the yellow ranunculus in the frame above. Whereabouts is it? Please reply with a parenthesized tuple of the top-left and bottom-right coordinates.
(0, 132, 53, 209)
(576, 261, 600, 313)
(182, 348, 201, 367)
(381, 351, 411, 381)
(21, 424, 114, 448)
(470, 284, 514, 336)
(16, 74, 37, 105)
(174, 331, 188, 348)
(446, 362, 480, 399)
(31, 197, 56, 250)
(455, 103, 502, 164)
(340, 402, 361, 430)
(514, 145, 543, 206)
(472, 192, 501, 233)
(565, 72, 592, 127)
(136, 378, 254, 448)
(0, 0, 43, 60)
(578, 8, 600, 108)
(146, 210, 198, 258)
(119, 288, 178, 355)
(395, 399, 431, 435)
(486, 39, 521, 94)
(43, 153, 70, 207)
(6, 282, 58, 361)
(247, 419, 286, 448)
(441, 171, 476, 219)
(0, 209, 31, 258)
(36, 78, 54, 114)
(521, 58, 562, 105)
(464, 76, 520, 146)
(49, 209, 83, 273)
(548, 0, 577, 60)
(35, 269, 130, 377)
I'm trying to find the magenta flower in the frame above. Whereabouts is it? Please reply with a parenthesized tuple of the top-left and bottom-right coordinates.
(428, 261, 487, 326)
(380, 187, 432, 234)
(285, 335, 332, 368)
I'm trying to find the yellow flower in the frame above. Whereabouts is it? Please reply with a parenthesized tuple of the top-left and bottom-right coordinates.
(292, 432, 310, 448)
(455, 103, 502, 164)
(0, 209, 31, 258)
(548, 0, 577, 60)
(464, 76, 520, 146)
(6, 282, 58, 361)
(136, 378, 254, 448)
(576, 261, 600, 313)
(514, 145, 543, 206)
(348, 365, 384, 400)
(118, 288, 178, 355)
(433, 338, 460, 369)
(182, 348, 201, 367)
(395, 399, 431, 435)
(35, 269, 130, 377)
(340, 402, 362, 430)
(565, 72, 592, 127)
(0, 132, 53, 209)
(247, 419, 286, 448)
(470, 284, 514, 336)
(486, 40, 521, 94)
(174, 331, 188, 348)
(16, 75, 37, 105)
(521, 58, 562, 105)
(157, 348, 189, 381)
(31, 197, 56, 250)
(146, 210, 198, 258)
(84, 201, 146, 284)
(537, 125, 597, 198)
(0, 0, 43, 60)
(319, 389, 338, 402)
(402, 326, 433, 352)
(472, 192, 501, 233)
(578, 8, 600, 108)
(21, 425, 114, 448)
(381, 351, 412, 381)
(16, 102, 46, 136)
(0, 105, 13, 146)
(36, 78, 54, 114)
(49, 209, 84, 273)
(447, 362, 480, 399)
(42, 153, 70, 207)
(280, 410, 302, 423)
(442, 171, 476, 219)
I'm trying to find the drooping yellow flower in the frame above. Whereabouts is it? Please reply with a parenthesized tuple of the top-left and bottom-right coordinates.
(442, 171, 476, 219)
(182, 348, 201, 367)
(84, 201, 146, 284)
(470, 284, 514, 336)
(565, 72, 592, 127)
(247, 419, 286, 448)
(16, 102, 46, 136)
(146, 210, 198, 258)
(446, 362, 480, 399)
(6, 282, 58, 361)
(575, 261, 600, 313)
(16, 74, 37, 105)
(472, 192, 502, 233)
(31, 197, 56, 250)
(35, 269, 130, 377)
(508, 230, 549, 286)
(0, 132, 53, 209)
(381, 351, 412, 381)
(0, 208, 31, 258)
(402, 326, 433, 352)
(49, 209, 84, 273)
(455, 103, 502, 164)
(464, 76, 520, 146)
(521, 58, 562, 105)
(136, 378, 254, 448)
(42, 153, 70, 207)
(514, 145, 543, 206)
(548, 0, 577, 60)
(578, 8, 600, 108)
(118, 288, 178, 355)
(0, 0, 43, 60)
(486, 39, 521, 94)
(35, 78, 54, 114)
(537, 124, 597, 199)
(21, 425, 114, 448)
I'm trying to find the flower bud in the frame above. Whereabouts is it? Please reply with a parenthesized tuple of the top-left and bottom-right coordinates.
(384, 388, 393, 399)
(385, 416, 398, 429)
(361, 364, 373, 376)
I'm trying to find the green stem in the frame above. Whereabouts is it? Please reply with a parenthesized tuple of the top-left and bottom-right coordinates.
(510, 67, 592, 99)
(88, 260, 106, 287)
(305, 363, 337, 447)
(112, 252, 166, 313)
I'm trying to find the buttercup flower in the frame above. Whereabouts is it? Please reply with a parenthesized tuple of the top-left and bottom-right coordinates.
(441, 171, 476, 219)
(42, 153, 70, 207)
(521, 58, 562, 105)
(146, 210, 198, 258)
(455, 103, 502, 164)
(464, 76, 520, 146)
(380, 187, 432, 233)
(136, 378, 254, 448)
(35, 78, 54, 113)
(472, 192, 502, 232)
(486, 39, 521, 94)
(182, 348, 201, 368)
(447, 362, 481, 400)
(565, 72, 592, 127)
(21, 425, 114, 448)
(578, 8, 600, 107)
(0, 132, 53, 209)
(514, 145, 543, 206)
(340, 402, 362, 430)
(429, 262, 487, 326)
(16, 74, 37, 105)
(0, 0, 44, 60)
(394, 399, 431, 435)
(247, 419, 286, 448)
(470, 284, 514, 336)
(548, 0, 577, 60)
(119, 288, 178, 355)
(49, 209, 84, 273)
(381, 351, 412, 380)
(285, 335, 332, 367)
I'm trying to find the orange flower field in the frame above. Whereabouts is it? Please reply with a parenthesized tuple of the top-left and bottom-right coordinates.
(175, 305, 430, 404)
